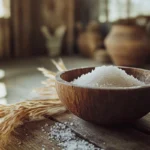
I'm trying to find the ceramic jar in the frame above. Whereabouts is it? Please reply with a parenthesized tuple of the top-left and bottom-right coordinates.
(105, 24, 150, 66)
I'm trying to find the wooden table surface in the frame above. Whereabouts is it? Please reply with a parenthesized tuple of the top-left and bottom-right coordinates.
(0, 56, 150, 150)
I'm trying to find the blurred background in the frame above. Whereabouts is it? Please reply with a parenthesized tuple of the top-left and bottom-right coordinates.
(1, 0, 150, 103)
(0, 0, 150, 65)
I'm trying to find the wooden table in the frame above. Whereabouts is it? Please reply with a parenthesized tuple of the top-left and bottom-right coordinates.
(1, 56, 150, 150)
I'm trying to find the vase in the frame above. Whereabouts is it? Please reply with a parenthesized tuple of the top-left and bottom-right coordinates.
(105, 24, 150, 66)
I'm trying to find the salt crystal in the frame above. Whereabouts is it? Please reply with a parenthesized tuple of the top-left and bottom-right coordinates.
(49, 122, 102, 150)
(64, 122, 68, 125)
(41, 128, 45, 132)
(70, 122, 74, 126)
(72, 66, 145, 88)
(41, 144, 46, 150)
(45, 123, 49, 127)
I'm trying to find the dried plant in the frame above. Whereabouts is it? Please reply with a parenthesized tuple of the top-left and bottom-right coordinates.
(0, 58, 67, 147)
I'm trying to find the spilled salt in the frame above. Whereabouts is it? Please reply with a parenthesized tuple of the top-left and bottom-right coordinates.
(42, 146, 45, 150)
(72, 66, 145, 88)
(49, 122, 102, 150)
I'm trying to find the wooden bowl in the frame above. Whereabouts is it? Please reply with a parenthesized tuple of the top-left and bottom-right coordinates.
(55, 67, 150, 125)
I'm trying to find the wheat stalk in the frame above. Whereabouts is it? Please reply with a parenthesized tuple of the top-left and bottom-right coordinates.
(0, 59, 67, 147)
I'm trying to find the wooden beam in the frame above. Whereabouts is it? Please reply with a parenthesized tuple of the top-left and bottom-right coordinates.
(105, 0, 109, 22)
(127, 0, 131, 19)
(66, 0, 75, 55)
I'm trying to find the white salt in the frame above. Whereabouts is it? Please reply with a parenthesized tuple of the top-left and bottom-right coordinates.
(72, 66, 145, 88)
(70, 122, 74, 126)
(42, 145, 46, 150)
(42, 147, 45, 150)
(45, 123, 49, 127)
(49, 122, 101, 150)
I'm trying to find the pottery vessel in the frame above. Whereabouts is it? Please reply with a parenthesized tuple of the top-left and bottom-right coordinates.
(105, 25, 150, 66)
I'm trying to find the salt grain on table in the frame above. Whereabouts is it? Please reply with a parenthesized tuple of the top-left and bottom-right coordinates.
(45, 123, 49, 127)
(42, 146, 45, 150)
(70, 122, 74, 126)
(72, 66, 145, 88)
(49, 122, 102, 150)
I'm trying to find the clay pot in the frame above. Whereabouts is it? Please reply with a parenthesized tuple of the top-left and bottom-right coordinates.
(105, 25, 150, 66)
(78, 31, 102, 57)
(93, 49, 111, 63)
(77, 22, 103, 58)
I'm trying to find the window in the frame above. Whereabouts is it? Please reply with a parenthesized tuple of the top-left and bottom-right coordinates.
(98, 0, 150, 22)
(0, 0, 10, 18)
(130, 0, 150, 17)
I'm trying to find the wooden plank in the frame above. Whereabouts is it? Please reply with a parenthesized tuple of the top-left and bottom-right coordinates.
(3, 18, 11, 58)
(0, 18, 4, 58)
(20, 0, 31, 57)
(66, 0, 75, 54)
(3, 117, 102, 150)
(30, 0, 47, 56)
(134, 113, 150, 134)
(53, 113, 150, 150)
(4, 119, 61, 150)
(11, 0, 21, 57)
(2, 113, 150, 150)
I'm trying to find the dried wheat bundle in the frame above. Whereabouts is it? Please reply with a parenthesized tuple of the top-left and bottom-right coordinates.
(0, 58, 67, 147)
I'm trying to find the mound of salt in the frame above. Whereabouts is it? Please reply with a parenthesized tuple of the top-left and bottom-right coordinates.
(71, 66, 145, 88)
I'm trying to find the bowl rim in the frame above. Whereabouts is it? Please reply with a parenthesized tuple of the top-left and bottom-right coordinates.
(56, 66, 150, 90)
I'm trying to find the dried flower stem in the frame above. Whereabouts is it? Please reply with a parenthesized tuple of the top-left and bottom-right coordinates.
(0, 59, 67, 147)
